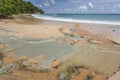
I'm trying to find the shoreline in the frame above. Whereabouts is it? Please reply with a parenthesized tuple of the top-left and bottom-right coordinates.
(32, 14, 120, 44)
(32, 14, 120, 26)
(0, 14, 120, 80)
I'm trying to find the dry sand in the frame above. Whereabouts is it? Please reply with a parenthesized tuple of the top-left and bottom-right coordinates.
(0, 15, 63, 39)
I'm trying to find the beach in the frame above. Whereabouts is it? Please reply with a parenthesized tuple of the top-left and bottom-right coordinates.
(0, 15, 120, 80)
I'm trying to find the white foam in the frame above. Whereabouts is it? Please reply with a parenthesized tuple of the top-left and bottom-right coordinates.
(32, 14, 120, 25)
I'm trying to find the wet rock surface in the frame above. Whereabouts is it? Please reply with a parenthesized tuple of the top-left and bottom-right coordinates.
(0, 34, 77, 67)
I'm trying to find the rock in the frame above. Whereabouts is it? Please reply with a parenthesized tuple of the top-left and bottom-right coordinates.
(86, 74, 94, 80)
(112, 30, 115, 32)
(0, 43, 8, 49)
(88, 39, 102, 44)
(70, 28, 77, 33)
(57, 65, 82, 80)
(91, 40, 102, 44)
(57, 71, 69, 80)
(13, 60, 28, 70)
(107, 36, 120, 45)
(0, 61, 2, 68)
(51, 60, 61, 69)
(0, 28, 12, 32)
(0, 63, 14, 75)
(111, 40, 120, 45)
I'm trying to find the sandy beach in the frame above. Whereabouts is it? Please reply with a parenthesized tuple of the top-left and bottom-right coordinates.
(0, 15, 120, 80)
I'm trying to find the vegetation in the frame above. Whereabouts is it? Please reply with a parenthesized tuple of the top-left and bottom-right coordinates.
(86, 74, 94, 80)
(0, 0, 44, 18)
(0, 52, 4, 60)
(57, 65, 87, 80)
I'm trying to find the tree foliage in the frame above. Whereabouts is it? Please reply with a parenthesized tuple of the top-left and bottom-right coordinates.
(0, 0, 44, 18)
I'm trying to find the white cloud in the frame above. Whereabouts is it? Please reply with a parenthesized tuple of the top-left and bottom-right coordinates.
(71, 0, 82, 3)
(63, 8, 72, 12)
(100, 7, 104, 10)
(43, 1, 50, 7)
(78, 5, 88, 11)
(39, 4, 42, 8)
(88, 2, 94, 8)
(50, 0, 55, 4)
(43, 0, 55, 7)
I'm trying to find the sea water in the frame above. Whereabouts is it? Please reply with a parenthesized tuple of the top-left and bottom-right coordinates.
(32, 14, 120, 25)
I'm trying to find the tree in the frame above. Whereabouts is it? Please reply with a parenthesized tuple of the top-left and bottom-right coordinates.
(0, 0, 44, 18)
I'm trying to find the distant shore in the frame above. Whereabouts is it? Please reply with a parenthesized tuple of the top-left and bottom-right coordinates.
(0, 14, 120, 80)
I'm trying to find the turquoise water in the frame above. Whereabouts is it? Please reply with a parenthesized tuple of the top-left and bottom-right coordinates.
(32, 14, 120, 25)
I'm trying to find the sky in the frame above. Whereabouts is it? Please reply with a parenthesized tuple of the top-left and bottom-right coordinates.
(25, 0, 120, 14)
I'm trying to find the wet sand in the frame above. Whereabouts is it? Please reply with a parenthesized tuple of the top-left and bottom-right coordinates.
(0, 15, 120, 80)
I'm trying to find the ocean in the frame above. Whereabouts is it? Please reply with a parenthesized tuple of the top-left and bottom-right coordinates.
(32, 14, 120, 25)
